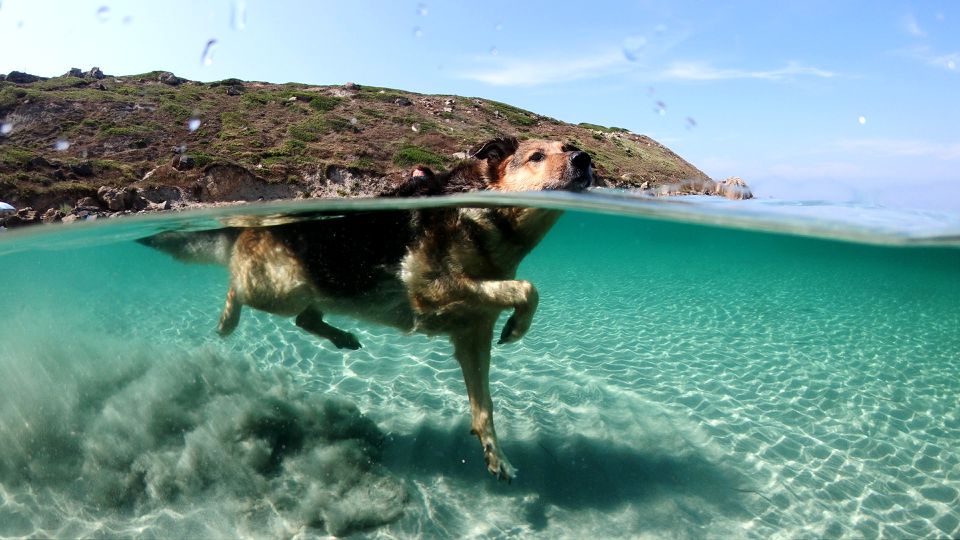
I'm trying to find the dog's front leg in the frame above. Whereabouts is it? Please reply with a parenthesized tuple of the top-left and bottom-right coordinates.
(467, 280, 539, 345)
(451, 323, 516, 482)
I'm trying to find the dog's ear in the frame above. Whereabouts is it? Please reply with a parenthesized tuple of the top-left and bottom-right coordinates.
(469, 137, 519, 162)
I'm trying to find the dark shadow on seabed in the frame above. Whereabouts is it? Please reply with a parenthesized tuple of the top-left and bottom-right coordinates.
(380, 420, 756, 528)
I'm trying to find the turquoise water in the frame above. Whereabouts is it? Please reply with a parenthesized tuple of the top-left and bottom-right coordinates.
(1, 193, 959, 538)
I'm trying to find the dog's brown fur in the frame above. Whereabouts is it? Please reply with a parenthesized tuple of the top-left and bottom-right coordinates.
(140, 137, 593, 481)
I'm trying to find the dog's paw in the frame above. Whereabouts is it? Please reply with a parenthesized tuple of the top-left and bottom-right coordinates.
(497, 314, 528, 345)
(332, 332, 362, 350)
(484, 443, 516, 483)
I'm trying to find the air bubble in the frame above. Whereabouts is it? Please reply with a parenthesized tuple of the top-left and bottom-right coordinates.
(1, 123, 12, 135)
(232, 1, 247, 30)
(54, 140, 70, 151)
(188, 118, 201, 132)
(858, 116, 867, 125)
(413, 27, 423, 38)
(96, 6, 110, 22)
(654, 101, 667, 116)
(622, 36, 647, 62)
(417, 3, 428, 16)
(202, 39, 218, 66)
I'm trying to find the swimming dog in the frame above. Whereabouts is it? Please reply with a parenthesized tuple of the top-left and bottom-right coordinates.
(140, 137, 593, 481)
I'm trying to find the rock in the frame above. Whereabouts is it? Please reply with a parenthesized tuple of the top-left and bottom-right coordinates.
(393, 97, 413, 106)
(86, 67, 105, 80)
(70, 161, 94, 176)
(97, 186, 138, 211)
(0, 201, 15, 217)
(640, 181, 650, 190)
(25, 156, 52, 170)
(42, 208, 64, 223)
(715, 176, 753, 200)
(451, 151, 468, 159)
(139, 185, 183, 204)
(6, 71, 44, 84)
(65, 68, 83, 78)
(196, 163, 300, 202)
(157, 71, 184, 86)
(172, 154, 195, 170)
(0, 74, 5, 82)
(2, 207, 40, 228)
(344, 82, 360, 90)
(75, 197, 100, 210)
(226, 85, 243, 96)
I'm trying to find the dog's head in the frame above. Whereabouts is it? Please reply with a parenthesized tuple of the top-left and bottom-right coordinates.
(470, 137, 593, 192)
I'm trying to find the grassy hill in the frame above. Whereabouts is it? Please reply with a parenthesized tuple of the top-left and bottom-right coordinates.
(0, 69, 716, 216)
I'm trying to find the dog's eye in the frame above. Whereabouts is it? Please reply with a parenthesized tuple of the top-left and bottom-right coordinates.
(528, 152, 545, 163)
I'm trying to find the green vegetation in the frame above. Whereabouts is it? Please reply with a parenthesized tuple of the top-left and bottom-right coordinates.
(578, 122, 629, 133)
(0, 147, 36, 167)
(287, 117, 328, 142)
(309, 95, 343, 112)
(393, 144, 446, 168)
(33, 77, 88, 91)
(486, 100, 537, 127)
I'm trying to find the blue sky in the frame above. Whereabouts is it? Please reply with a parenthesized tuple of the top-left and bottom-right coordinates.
(1, 0, 958, 212)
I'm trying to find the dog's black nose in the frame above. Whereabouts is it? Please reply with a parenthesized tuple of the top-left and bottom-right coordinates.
(570, 151, 591, 171)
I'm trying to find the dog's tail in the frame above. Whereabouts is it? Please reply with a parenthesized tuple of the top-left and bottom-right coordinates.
(137, 228, 240, 266)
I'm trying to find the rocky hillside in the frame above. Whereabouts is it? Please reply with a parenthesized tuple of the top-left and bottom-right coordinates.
(0, 68, 747, 224)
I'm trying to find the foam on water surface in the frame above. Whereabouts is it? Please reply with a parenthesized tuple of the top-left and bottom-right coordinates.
(1, 194, 958, 538)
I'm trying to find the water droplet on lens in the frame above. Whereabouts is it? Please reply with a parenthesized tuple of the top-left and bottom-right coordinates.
(188, 118, 201, 132)
(622, 36, 647, 62)
(232, 1, 247, 30)
(495, 22, 503, 31)
(54, 139, 70, 151)
(858, 116, 867, 125)
(96, 6, 110, 22)
(413, 26, 423, 38)
(202, 39, 218, 66)
(122, 15, 133, 24)
(489, 46, 498, 56)
(685, 117, 697, 129)
(1, 123, 12, 135)
(654, 101, 667, 116)
(948, 59, 957, 70)
(417, 3, 428, 16)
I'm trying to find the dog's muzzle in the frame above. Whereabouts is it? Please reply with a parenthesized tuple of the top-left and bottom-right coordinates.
(568, 151, 594, 191)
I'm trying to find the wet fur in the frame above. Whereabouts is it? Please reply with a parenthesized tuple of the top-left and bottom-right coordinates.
(140, 138, 593, 481)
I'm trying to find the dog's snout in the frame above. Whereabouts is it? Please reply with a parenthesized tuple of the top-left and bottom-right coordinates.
(570, 151, 591, 171)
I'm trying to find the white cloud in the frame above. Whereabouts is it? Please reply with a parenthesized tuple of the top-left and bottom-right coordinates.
(900, 45, 959, 72)
(659, 61, 836, 81)
(902, 14, 927, 37)
(457, 51, 627, 87)
(458, 49, 836, 86)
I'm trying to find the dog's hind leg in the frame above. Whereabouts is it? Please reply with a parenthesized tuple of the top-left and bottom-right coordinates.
(451, 322, 515, 482)
(218, 285, 242, 336)
(295, 305, 362, 350)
